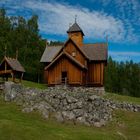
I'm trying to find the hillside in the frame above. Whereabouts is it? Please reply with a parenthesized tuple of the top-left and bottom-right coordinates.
(0, 81, 140, 140)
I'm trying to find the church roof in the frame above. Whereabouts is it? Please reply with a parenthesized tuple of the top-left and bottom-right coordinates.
(40, 42, 107, 63)
(40, 45, 63, 62)
(67, 22, 84, 36)
(81, 43, 108, 61)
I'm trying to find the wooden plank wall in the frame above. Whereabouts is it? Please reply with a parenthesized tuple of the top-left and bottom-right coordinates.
(46, 57, 82, 85)
(88, 62, 104, 86)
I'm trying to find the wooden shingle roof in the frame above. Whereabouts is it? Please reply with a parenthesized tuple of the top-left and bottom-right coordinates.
(0, 57, 25, 72)
(40, 42, 108, 63)
(67, 22, 84, 36)
(40, 46, 63, 62)
(81, 43, 108, 61)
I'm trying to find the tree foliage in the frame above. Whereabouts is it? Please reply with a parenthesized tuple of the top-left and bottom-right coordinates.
(105, 57, 140, 97)
(0, 9, 46, 82)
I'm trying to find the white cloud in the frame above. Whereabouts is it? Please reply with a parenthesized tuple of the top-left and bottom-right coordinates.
(109, 51, 140, 62)
(1, 0, 139, 43)
(22, 0, 128, 42)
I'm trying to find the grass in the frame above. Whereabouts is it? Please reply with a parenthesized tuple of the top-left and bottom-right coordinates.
(104, 92, 140, 105)
(0, 91, 140, 140)
(22, 79, 47, 89)
(0, 77, 47, 89)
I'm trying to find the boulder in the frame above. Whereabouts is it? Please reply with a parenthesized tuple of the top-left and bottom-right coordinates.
(55, 112, 64, 122)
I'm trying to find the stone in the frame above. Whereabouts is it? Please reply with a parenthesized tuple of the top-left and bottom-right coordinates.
(76, 117, 86, 124)
(73, 109, 84, 118)
(55, 112, 64, 122)
(42, 110, 49, 119)
(93, 122, 103, 128)
(62, 111, 75, 120)
(4, 82, 23, 101)
(22, 107, 33, 113)
(88, 95, 99, 102)
(66, 96, 78, 103)
(75, 101, 83, 109)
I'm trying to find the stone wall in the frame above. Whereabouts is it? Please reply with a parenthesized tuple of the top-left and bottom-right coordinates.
(3, 82, 140, 127)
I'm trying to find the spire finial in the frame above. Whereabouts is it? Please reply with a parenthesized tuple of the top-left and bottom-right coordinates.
(75, 15, 77, 23)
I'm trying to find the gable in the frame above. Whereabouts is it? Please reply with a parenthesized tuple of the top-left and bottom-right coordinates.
(45, 52, 86, 70)
(63, 39, 87, 66)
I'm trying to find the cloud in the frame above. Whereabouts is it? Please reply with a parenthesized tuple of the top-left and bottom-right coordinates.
(20, 0, 127, 42)
(0, 0, 139, 43)
(89, 0, 140, 43)
(109, 51, 140, 62)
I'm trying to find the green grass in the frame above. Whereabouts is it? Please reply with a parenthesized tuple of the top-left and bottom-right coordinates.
(22, 80, 47, 89)
(0, 77, 47, 89)
(104, 92, 140, 105)
(0, 92, 140, 140)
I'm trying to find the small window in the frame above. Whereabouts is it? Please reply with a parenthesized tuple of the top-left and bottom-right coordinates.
(72, 51, 76, 57)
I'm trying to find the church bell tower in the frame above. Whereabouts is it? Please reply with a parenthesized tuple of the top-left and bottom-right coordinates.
(67, 20, 84, 47)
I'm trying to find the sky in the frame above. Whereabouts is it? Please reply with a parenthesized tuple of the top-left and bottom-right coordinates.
(0, 0, 140, 62)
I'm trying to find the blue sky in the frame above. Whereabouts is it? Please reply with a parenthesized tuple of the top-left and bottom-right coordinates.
(0, 0, 140, 62)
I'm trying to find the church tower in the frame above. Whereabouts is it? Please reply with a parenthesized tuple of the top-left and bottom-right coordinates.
(67, 22, 84, 47)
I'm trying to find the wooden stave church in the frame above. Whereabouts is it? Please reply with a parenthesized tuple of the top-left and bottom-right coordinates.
(40, 22, 108, 87)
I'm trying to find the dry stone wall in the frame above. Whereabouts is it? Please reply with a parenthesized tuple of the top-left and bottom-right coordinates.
(2, 82, 140, 127)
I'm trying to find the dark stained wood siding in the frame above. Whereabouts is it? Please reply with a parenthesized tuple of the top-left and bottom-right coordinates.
(87, 62, 104, 86)
(46, 56, 83, 85)
(64, 41, 86, 66)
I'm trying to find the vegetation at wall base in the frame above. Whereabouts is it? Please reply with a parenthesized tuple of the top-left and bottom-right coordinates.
(22, 79, 47, 89)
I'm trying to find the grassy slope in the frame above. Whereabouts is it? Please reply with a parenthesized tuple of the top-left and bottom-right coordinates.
(104, 92, 140, 105)
(0, 97, 140, 140)
(0, 80, 140, 140)
(22, 80, 47, 89)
